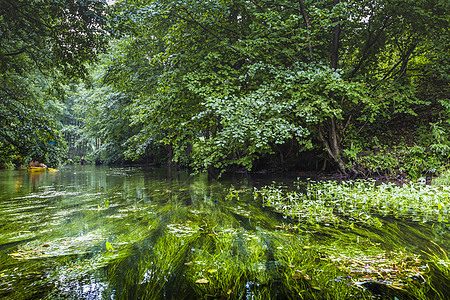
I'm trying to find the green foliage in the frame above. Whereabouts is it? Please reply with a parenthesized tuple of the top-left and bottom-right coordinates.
(343, 115, 450, 178)
(0, 0, 109, 167)
(8, 0, 443, 172)
(0, 72, 67, 167)
(429, 122, 450, 159)
(343, 144, 448, 179)
(105, 241, 114, 252)
(191, 63, 369, 172)
(0, 0, 108, 78)
(98, 0, 449, 173)
(62, 60, 138, 165)
(432, 170, 450, 187)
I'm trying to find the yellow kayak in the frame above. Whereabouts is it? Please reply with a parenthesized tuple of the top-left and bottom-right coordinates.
(28, 167, 58, 172)
(28, 167, 47, 172)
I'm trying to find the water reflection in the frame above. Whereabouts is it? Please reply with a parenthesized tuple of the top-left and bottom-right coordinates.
(0, 166, 448, 299)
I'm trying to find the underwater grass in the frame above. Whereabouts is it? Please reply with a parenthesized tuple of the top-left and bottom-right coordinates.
(111, 182, 448, 299)
(2, 167, 450, 299)
(253, 179, 450, 299)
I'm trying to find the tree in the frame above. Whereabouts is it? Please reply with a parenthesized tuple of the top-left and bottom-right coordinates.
(0, 0, 108, 166)
(105, 0, 449, 175)
(62, 52, 141, 165)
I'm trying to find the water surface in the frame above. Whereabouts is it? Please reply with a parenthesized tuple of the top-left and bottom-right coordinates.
(0, 166, 448, 299)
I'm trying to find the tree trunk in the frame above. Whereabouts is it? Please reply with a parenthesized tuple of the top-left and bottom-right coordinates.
(330, 0, 341, 70)
(298, 0, 314, 61)
(318, 119, 347, 175)
(297, 0, 348, 175)
(322, 0, 348, 175)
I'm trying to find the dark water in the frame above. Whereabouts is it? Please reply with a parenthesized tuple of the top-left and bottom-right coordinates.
(0, 166, 448, 299)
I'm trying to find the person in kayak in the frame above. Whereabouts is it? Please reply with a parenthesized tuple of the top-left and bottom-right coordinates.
(29, 161, 47, 168)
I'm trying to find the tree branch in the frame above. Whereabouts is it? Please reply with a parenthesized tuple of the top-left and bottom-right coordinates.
(330, 0, 341, 70)
(169, 9, 246, 56)
(298, 0, 314, 61)
(380, 42, 416, 82)
(3, 47, 28, 56)
(350, 16, 391, 78)
(256, 0, 301, 13)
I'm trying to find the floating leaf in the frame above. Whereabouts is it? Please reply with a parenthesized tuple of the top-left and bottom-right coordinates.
(9, 253, 23, 258)
(106, 241, 114, 252)
(195, 279, 209, 284)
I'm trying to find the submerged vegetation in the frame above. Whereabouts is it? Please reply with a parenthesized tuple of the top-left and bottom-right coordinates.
(256, 178, 450, 299)
(0, 167, 449, 299)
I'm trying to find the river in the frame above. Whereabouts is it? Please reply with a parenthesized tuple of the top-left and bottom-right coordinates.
(0, 166, 448, 299)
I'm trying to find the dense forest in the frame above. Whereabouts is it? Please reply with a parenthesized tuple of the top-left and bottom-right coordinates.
(1, 0, 449, 178)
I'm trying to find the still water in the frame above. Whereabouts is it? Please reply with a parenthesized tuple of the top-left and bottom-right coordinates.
(0, 166, 448, 299)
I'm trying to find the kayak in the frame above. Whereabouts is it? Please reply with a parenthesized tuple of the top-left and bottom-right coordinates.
(28, 167, 58, 172)
(28, 167, 47, 172)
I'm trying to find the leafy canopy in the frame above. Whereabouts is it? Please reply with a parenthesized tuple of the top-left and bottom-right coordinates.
(0, 0, 109, 166)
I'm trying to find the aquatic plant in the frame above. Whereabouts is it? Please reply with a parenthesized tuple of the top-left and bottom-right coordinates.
(256, 180, 450, 297)
(1, 167, 449, 299)
(257, 179, 450, 225)
(432, 170, 450, 187)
